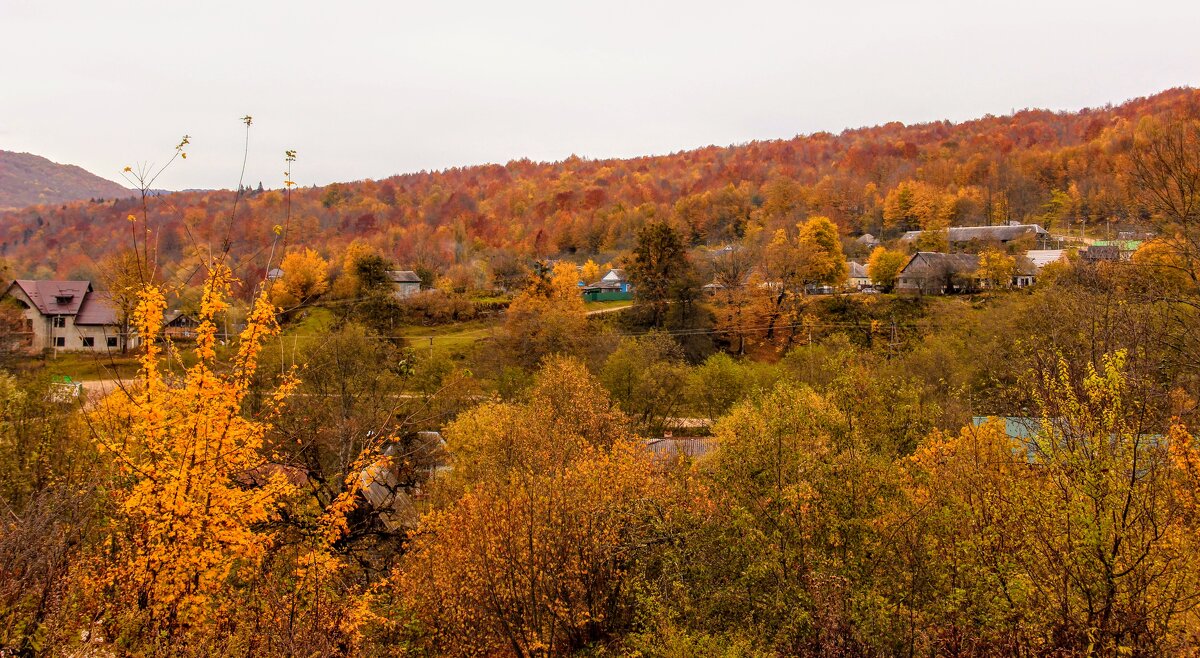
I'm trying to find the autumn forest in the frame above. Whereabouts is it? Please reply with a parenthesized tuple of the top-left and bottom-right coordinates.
(2, 87, 1200, 656)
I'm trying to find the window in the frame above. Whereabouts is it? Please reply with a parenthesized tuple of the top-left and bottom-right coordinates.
(52, 316, 65, 328)
(82, 337, 94, 348)
(53, 336, 65, 348)
(106, 337, 118, 348)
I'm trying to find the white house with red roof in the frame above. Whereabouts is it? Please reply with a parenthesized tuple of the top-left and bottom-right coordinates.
(2, 280, 135, 353)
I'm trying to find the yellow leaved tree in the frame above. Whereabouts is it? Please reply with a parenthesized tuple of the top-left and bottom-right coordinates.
(86, 264, 299, 641)
(270, 247, 331, 308)
(581, 258, 602, 284)
(976, 247, 1016, 289)
(499, 262, 588, 366)
(867, 246, 909, 291)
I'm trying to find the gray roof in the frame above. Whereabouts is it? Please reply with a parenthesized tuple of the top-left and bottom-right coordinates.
(847, 261, 868, 279)
(899, 252, 980, 275)
(583, 280, 622, 292)
(1025, 249, 1066, 269)
(900, 224, 1049, 243)
(386, 270, 422, 283)
(8, 280, 92, 316)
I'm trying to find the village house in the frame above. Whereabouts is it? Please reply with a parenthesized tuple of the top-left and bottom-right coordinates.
(896, 252, 1043, 293)
(895, 252, 980, 294)
(2, 280, 135, 353)
(1011, 255, 1038, 288)
(385, 270, 423, 299)
(599, 268, 631, 292)
(846, 261, 870, 289)
(164, 310, 200, 340)
(582, 268, 633, 301)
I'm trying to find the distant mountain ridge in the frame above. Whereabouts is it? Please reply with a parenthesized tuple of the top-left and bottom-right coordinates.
(0, 150, 130, 210)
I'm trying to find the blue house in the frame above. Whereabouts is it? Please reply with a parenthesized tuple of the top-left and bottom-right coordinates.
(582, 268, 633, 301)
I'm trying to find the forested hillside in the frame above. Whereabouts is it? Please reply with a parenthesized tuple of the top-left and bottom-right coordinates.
(0, 150, 130, 211)
(2, 88, 1197, 285)
(4, 87, 1200, 656)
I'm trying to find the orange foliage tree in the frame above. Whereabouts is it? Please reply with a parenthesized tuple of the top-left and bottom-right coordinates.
(85, 265, 301, 641)
(394, 357, 659, 656)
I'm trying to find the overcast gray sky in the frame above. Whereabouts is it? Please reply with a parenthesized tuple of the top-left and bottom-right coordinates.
(2, 0, 1198, 191)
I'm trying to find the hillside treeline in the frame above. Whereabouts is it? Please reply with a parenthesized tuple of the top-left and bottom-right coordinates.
(2, 88, 1198, 292)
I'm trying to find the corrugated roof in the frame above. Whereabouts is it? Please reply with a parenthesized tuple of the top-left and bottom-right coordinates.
(9, 280, 92, 316)
(901, 224, 1048, 243)
(1025, 249, 1066, 268)
(900, 252, 979, 275)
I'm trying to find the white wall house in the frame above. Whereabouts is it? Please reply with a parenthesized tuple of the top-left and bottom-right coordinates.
(3, 280, 135, 353)
(847, 261, 870, 289)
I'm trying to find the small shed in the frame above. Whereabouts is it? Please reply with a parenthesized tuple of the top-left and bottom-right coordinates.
(164, 310, 200, 340)
(1012, 256, 1038, 288)
(385, 270, 423, 299)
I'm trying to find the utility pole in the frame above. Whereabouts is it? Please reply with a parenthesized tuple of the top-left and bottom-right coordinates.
(808, 327, 813, 383)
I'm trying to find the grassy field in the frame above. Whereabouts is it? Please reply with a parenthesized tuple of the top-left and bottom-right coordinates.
(397, 318, 500, 359)
(36, 351, 141, 381)
(584, 299, 634, 313)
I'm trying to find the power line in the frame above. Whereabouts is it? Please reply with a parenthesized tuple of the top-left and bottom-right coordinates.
(269, 318, 926, 342)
